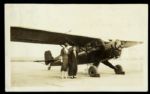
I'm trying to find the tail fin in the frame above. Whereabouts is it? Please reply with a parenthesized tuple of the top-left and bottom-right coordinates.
(44, 50, 54, 65)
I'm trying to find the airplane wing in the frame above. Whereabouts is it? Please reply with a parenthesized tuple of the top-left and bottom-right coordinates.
(11, 27, 142, 48)
(11, 27, 100, 47)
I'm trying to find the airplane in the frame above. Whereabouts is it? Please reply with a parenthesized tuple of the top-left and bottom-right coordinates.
(10, 26, 143, 77)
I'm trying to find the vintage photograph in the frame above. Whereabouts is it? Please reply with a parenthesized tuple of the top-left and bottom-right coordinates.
(5, 4, 148, 91)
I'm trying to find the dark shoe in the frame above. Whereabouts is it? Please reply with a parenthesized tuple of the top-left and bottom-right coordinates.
(48, 66, 51, 70)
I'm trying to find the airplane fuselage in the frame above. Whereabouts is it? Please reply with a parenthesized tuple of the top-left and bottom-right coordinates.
(77, 43, 122, 65)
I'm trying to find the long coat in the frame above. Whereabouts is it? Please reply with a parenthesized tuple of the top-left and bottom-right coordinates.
(68, 50, 78, 76)
(60, 47, 69, 71)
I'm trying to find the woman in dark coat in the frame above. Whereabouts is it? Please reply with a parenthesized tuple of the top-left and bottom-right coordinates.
(68, 46, 78, 78)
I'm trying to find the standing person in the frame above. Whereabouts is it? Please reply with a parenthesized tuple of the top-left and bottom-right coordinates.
(60, 43, 69, 79)
(68, 46, 78, 79)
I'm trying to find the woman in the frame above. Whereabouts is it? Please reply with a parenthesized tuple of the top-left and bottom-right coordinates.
(68, 46, 78, 78)
(60, 43, 69, 79)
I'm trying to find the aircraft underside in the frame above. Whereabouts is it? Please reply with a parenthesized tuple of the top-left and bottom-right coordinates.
(77, 49, 125, 77)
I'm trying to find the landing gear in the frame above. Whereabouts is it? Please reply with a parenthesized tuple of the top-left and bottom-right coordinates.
(88, 66, 100, 77)
(102, 60, 125, 75)
(114, 65, 125, 74)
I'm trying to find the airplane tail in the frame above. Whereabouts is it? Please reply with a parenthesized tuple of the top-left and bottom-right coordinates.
(44, 50, 54, 65)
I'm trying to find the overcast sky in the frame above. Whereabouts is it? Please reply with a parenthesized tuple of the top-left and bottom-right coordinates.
(5, 4, 148, 60)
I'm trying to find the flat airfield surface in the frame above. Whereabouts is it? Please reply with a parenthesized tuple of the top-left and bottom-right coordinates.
(9, 59, 147, 91)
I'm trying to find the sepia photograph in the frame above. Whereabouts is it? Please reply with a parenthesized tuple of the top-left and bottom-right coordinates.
(5, 4, 148, 92)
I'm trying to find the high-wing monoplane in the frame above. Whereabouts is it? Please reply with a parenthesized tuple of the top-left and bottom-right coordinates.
(11, 27, 143, 77)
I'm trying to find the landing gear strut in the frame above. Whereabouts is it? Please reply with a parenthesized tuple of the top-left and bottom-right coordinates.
(88, 66, 100, 77)
(102, 60, 125, 75)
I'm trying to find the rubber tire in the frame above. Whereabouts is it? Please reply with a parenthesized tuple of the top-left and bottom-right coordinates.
(115, 64, 125, 74)
(115, 65, 123, 72)
(88, 66, 100, 77)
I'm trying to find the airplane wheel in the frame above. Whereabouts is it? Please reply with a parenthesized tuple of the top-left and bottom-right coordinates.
(115, 64, 125, 74)
(88, 66, 100, 77)
(116, 65, 122, 70)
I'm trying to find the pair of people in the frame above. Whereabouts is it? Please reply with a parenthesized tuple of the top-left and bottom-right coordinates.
(60, 43, 78, 79)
